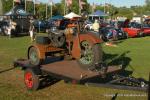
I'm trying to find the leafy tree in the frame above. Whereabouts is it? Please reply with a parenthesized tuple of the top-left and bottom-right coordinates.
(71, 0, 79, 14)
(1, 0, 149, 21)
(81, 0, 90, 14)
(145, 0, 150, 6)
(2, 0, 13, 14)
(60, 0, 89, 14)
(36, 3, 46, 19)
(116, 7, 133, 19)
(26, 1, 34, 14)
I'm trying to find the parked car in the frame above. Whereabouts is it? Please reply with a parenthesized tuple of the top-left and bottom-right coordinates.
(142, 27, 150, 35)
(122, 22, 143, 38)
(0, 5, 33, 36)
(0, 20, 9, 36)
(142, 19, 150, 35)
(0, 19, 29, 36)
(33, 20, 49, 33)
(99, 27, 127, 41)
(84, 20, 93, 31)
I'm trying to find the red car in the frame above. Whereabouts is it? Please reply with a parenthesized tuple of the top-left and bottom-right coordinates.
(142, 26, 150, 35)
(123, 28, 143, 38)
(122, 22, 144, 38)
(142, 19, 150, 35)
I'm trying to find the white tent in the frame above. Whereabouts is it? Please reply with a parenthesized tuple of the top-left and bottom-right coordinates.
(64, 12, 81, 19)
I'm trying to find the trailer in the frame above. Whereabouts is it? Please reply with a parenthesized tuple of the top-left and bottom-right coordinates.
(14, 58, 149, 93)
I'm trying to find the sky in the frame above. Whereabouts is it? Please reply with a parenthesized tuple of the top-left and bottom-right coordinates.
(41, 0, 145, 7)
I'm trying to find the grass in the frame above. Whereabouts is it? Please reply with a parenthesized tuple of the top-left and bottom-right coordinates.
(0, 35, 149, 100)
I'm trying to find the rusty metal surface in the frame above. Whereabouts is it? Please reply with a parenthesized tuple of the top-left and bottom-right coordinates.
(41, 60, 121, 80)
(35, 44, 64, 53)
(29, 44, 65, 59)
(14, 59, 121, 81)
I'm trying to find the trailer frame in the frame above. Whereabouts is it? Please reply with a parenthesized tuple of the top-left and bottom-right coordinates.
(14, 58, 149, 93)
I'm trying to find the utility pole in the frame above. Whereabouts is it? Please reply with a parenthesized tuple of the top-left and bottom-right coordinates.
(25, 0, 26, 11)
(64, 0, 66, 15)
(50, 3, 52, 18)
(79, 0, 81, 14)
(13, 0, 14, 8)
(104, 0, 106, 14)
(46, 3, 47, 19)
(0, 0, 3, 15)
(34, 2, 35, 15)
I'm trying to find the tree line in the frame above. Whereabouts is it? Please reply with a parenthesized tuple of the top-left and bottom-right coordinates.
(1, 0, 150, 19)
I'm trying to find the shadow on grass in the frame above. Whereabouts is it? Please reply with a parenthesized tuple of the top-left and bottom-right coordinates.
(111, 93, 118, 100)
(81, 51, 149, 99)
(39, 75, 61, 90)
(103, 51, 131, 70)
(0, 67, 15, 74)
(112, 40, 125, 45)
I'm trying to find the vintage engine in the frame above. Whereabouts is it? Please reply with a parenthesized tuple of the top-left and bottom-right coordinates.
(48, 24, 76, 48)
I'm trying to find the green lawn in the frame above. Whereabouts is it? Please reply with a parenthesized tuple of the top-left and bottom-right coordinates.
(0, 35, 149, 100)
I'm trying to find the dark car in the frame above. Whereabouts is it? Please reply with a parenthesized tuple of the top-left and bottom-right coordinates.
(0, 5, 34, 36)
(0, 20, 9, 35)
(0, 19, 29, 36)
(33, 20, 48, 33)
(99, 27, 127, 41)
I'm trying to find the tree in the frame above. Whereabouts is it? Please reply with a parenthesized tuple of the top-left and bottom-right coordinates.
(116, 7, 133, 19)
(145, 0, 150, 6)
(71, 0, 79, 14)
(81, 0, 90, 14)
(60, 0, 89, 14)
(36, 3, 46, 19)
(52, 3, 63, 16)
(2, 0, 13, 14)
(26, 1, 34, 14)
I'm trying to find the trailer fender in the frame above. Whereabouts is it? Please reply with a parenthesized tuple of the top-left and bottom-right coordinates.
(71, 33, 102, 59)
(79, 33, 102, 44)
(27, 45, 45, 60)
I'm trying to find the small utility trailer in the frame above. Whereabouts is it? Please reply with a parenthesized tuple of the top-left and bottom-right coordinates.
(14, 58, 149, 93)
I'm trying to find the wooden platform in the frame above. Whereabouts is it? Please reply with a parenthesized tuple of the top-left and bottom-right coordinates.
(14, 59, 121, 81)
(41, 60, 121, 81)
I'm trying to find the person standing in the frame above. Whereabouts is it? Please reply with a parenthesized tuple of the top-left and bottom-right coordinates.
(29, 17, 35, 42)
(7, 18, 12, 39)
(92, 19, 100, 32)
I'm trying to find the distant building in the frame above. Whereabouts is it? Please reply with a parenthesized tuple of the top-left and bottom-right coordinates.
(116, 16, 127, 21)
(132, 16, 141, 23)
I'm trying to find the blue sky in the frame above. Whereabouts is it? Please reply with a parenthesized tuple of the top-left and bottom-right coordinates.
(41, 0, 145, 7)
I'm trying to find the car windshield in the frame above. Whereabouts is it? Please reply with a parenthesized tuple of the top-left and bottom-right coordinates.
(128, 22, 141, 28)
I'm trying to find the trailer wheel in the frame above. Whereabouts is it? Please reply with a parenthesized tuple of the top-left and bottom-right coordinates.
(28, 47, 42, 66)
(77, 41, 103, 70)
(24, 68, 40, 90)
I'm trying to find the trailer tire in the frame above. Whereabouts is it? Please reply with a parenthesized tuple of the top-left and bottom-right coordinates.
(77, 41, 103, 70)
(28, 46, 43, 66)
(24, 68, 40, 90)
